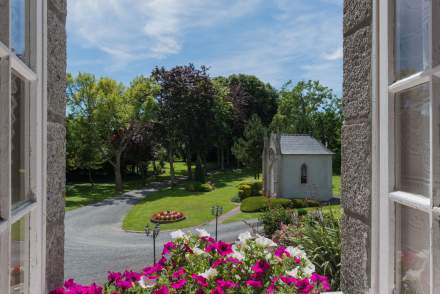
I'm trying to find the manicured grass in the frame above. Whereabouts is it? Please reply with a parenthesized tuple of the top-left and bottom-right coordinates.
(332, 175, 341, 197)
(123, 170, 254, 231)
(223, 204, 342, 224)
(65, 162, 190, 211)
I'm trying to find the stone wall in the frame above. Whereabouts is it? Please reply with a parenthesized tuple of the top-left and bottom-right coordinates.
(341, 0, 372, 293)
(46, 0, 67, 291)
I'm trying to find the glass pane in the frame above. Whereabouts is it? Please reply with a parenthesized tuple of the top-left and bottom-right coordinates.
(394, 0, 430, 80)
(11, 75, 30, 208)
(10, 215, 29, 294)
(395, 83, 430, 196)
(395, 205, 430, 294)
(11, 0, 29, 63)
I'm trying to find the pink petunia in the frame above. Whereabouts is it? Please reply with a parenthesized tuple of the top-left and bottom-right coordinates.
(216, 241, 233, 256)
(107, 272, 122, 283)
(294, 256, 302, 264)
(211, 258, 225, 268)
(280, 276, 298, 285)
(192, 274, 209, 287)
(153, 285, 170, 294)
(162, 241, 175, 255)
(124, 270, 141, 282)
(246, 280, 263, 288)
(171, 279, 187, 289)
(216, 279, 239, 289)
(172, 267, 185, 279)
(115, 280, 133, 289)
(311, 273, 331, 291)
(251, 260, 271, 274)
(210, 286, 225, 294)
(274, 246, 290, 258)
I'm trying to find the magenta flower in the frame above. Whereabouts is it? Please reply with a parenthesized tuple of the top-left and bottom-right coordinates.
(63, 279, 76, 288)
(280, 276, 298, 285)
(124, 270, 141, 282)
(115, 280, 132, 289)
(267, 276, 278, 294)
(275, 246, 290, 258)
(172, 267, 185, 279)
(216, 279, 239, 289)
(153, 285, 170, 294)
(311, 273, 331, 291)
(225, 257, 242, 264)
(143, 264, 164, 275)
(251, 260, 271, 274)
(246, 279, 263, 288)
(216, 241, 233, 256)
(107, 272, 122, 283)
(192, 274, 209, 287)
(171, 279, 187, 289)
(212, 258, 225, 268)
(295, 278, 314, 294)
(162, 241, 175, 255)
(49, 288, 65, 294)
(210, 286, 225, 294)
(294, 256, 302, 264)
(205, 243, 217, 253)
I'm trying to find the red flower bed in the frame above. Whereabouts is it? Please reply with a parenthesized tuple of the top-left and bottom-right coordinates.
(151, 211, 185, 224)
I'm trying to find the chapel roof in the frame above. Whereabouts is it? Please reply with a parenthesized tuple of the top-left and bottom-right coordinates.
(279, 134, 334, 155)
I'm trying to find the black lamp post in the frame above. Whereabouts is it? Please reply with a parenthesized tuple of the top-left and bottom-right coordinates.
(211, 205, 223, 240)
(144, 223, 161, 264)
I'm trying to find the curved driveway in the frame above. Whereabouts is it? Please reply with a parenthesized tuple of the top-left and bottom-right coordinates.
(65, 182, 258, 284)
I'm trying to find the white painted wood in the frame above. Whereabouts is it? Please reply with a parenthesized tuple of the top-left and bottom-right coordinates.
(389, 191, 432, 213)
(389, 70, 431, 93)
(370, 0, 380, 292)
(378, 0, 393, 292)
(9, 202, 37, 224)
(11, 54, 37, 81)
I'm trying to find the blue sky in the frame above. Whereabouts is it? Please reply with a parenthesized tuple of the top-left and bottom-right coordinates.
(67, 0, 342, 95)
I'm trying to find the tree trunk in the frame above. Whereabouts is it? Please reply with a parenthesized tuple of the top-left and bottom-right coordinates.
(169, 147, 175, 186)
(186, 148, 193, 180)
(226, 149, 230, 168)
(217, 148, 221, 168)
(220, 148, 225, 170)
(114, 153, 123, 192)
(88, 168, 94, 187)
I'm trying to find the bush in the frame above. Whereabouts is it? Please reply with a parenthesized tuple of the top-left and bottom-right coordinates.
(185, 181, 214, 192)
(237, 181, 262, 200)
(297, 208, 308, 216)
(305, 199, 320, 207)
(230, 195, 241, 203)
(271, 209, 342, 291)
(259, 206, 299, 236)
(240, 196, 291, 213)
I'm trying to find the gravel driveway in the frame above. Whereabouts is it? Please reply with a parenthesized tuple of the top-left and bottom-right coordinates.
(64, 183, 259, 284)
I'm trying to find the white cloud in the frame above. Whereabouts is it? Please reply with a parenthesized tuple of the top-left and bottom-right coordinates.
(67, 0, 261, 68)
(323, 47, 343, 60)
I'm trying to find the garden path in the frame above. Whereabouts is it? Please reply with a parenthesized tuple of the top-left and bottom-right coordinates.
(64, 180, 258, 284)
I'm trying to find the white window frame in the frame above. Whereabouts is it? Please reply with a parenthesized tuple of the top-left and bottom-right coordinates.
(0, 0, 47, 293)
(374, 0, 440, 293)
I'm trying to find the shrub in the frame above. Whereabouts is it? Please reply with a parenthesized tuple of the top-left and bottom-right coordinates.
(237, 181, 262, 200)
(185, 182, 214, 192)
(305, 199, 320, 207)
(297, 208, 308, 216)
(272, 209, 342, 291)
(230, 194, 241, 203)
(54, 230, 331, 293)
(259, 206, 299, 236)
(289, 199, 307, 208)
(240, 196, 291, 213)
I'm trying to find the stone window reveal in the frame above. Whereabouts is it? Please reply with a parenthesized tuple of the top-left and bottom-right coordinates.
(301, 163, 308, 184)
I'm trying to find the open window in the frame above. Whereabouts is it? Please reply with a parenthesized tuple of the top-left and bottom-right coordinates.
(301, 163, 307, 184)
(0, 0, 46, 293)
(376, 0, 440, 292)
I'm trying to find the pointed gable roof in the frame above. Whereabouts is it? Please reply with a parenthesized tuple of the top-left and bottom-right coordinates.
(280, 134, 334, 155)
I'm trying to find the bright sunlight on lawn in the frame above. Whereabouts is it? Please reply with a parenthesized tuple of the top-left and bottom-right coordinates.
(122, 170, 253, 231)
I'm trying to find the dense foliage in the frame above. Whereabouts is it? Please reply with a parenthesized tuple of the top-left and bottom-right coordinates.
(52, 230, 331, 293)
(237, 181, 263, 200)
(67, 66, 342, 191)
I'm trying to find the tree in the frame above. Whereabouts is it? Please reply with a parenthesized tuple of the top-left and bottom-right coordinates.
(94, 76, 158, 191)
(152, 64, 216, 183)
(232, 114, 266, 178)
(66, 73, 103, 184)
(271, 80, 342, 173)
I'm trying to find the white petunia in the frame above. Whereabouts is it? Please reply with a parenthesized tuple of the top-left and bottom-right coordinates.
(303, 263, 315, 277)
(195, 228, 210, 238)
(255, 235, 277, 248)
(286, 268, 299, 278)
(200, 268, 218, 280)
(193, 247, 207, 256)
(238, 232, 252, 243)
(138, 276, 156, 289)
(170, 230, 185, 239)
(286, 246, 306, 258)
(230, 250, 245, 260)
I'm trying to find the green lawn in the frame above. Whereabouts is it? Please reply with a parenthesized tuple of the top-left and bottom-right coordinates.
(332, 175, 341, 197)
(123, 170, 253, 231)
(65, 162, 189, 211)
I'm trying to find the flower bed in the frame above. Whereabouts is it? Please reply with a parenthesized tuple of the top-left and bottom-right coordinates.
(52, 230, 331, 294)
(151, 211, 185, 224)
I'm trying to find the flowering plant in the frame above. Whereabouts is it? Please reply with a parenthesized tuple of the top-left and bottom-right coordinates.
(51, 229, 330, 294)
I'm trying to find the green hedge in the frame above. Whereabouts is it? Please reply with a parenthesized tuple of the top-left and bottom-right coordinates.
(240, 196, 321, 212)
(237, 181, 263, 200)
